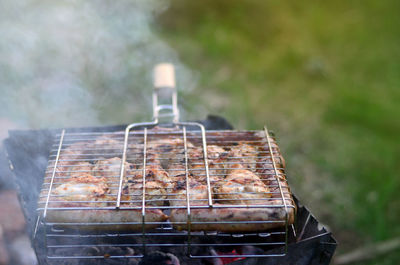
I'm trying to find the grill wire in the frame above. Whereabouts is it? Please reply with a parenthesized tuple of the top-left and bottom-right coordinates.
(36, 127, 296, 261)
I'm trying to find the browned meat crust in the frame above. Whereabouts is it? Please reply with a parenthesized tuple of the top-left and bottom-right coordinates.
(188, 145, 228, 184)
(213, 168, 271, 205)
(169, 180, 210, 207)
(226, 142, 258, 173)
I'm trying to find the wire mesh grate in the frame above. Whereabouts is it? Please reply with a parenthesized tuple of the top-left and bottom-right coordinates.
(36, 127, 296, 261)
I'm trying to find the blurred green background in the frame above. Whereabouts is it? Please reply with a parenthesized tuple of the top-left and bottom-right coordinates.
(156, 1, 400, 264)
(0, 0, 399, 264)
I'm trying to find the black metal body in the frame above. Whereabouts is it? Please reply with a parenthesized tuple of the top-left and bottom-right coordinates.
(3, 115, 336, 265)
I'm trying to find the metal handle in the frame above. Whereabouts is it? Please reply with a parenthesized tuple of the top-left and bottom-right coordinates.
(152, 63, 179, 123)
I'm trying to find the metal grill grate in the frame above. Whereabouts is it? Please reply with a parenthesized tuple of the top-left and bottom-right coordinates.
(36, 127, 296, 261)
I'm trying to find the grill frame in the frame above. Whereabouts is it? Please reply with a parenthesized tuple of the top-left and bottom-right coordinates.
(35, 125, 296, 260)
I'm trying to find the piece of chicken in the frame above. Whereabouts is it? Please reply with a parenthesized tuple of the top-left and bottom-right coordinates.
(89, 135, 125, 162)
(48, 174, 167, 229)
(93, 157, 135, 178)
(147, 138, 193, 150)
(188, 145, 228, 183)
(166, 163, 188, 183)
(121, 178, 167, 206)
(53, 175, 110, 205)
(256, 167, 291, 200)
(188, 145, 227, 161)
(256, 141, 289, 200)
(131, 164, 173, 189)
(91, 157, 137, 201)
(124, 163, 173, 206)
(225, 142, 258, 173)
(67, 161, 93, 178)
(92, 135, 122, 149)
(169, 179, 210, 207)
(213, 169, 271, 205)
(61, 141, 89, 157)
(257, 139, 285, 169)
(146, 138, 193, 167)
(55, 141, 90, 177)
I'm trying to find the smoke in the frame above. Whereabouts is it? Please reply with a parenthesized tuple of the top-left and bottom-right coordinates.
(0, 0, 197, 129)
(0, 3, 201, 262)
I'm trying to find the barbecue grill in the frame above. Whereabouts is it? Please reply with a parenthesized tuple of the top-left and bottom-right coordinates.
(4, 64, 337, 264)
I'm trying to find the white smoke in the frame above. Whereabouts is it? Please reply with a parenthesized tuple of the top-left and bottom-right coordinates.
(0, 0, 197, 129)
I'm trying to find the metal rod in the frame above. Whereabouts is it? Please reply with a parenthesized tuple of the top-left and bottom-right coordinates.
(43, 129, 65, 218)
(33, 215, 40, 239)
(50, 139, 276, 149)
(116, 125, 130, 209)
(45, 231, 284, 237)
(142, 128, 148, 254)
(48, 242, 284, 248)
(37, 203, 295, 211)
(190, 254, 286, 259)
(200, 125, 213, 207)
(47, 253, 287, 260)
(174, 122, 212, 206)
(264, 125, 289, 254)
(152, 89, 179, 123)
(116, 122, 157, 208)
(182, 127, 192, 256)
(54, 129, 268, 136)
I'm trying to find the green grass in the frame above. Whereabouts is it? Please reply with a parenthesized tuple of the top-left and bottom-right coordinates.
(156, 0, 400, 263)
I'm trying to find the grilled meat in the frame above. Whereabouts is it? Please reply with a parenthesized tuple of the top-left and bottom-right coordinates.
(213, 169, 270, 205)
(169, 179, 209, 206)
(92, 157, 135, 178)
(188, 145, 227, 183)
(147, 138, 192, 168)
(121, 179, 167, 206)
(53, 175, 109, 202)
(124, 163, 172, 206)
(68, 161, 93, 178)
(226, 142, 258, 173)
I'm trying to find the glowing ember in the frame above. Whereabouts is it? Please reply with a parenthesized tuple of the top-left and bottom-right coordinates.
(216, 249, 245, 265)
